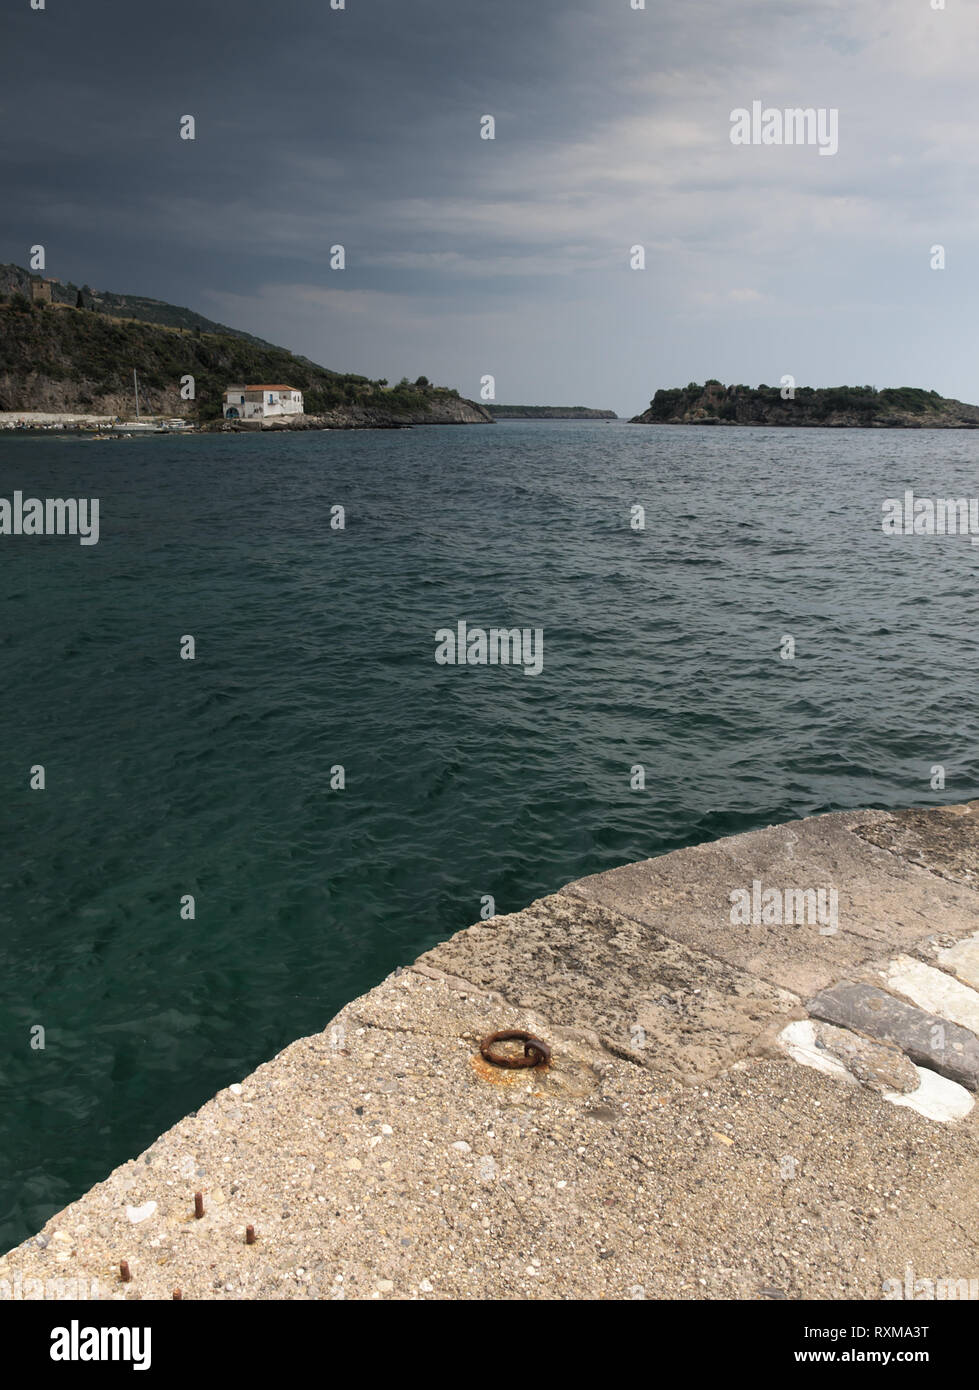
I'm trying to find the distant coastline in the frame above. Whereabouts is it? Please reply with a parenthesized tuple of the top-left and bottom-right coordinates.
(631, 381, 979, 429)
(484, 404, 617, 420)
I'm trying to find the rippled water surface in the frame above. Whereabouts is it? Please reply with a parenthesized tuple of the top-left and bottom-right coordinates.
(2, 421, 978, 1249)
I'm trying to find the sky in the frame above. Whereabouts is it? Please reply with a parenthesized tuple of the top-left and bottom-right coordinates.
(2, 0, 978, 417)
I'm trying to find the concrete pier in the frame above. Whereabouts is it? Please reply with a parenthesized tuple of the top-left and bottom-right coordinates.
(3, 804, 979, 1300)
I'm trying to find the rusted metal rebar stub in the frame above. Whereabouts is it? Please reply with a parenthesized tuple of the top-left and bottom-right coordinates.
(479, 1029, 551, 1069)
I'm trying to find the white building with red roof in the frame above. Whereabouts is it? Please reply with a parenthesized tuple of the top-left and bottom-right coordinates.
(222, 385, 304, 420)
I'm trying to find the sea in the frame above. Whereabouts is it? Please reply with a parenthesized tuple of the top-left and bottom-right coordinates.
(2, 420, 978, 1252)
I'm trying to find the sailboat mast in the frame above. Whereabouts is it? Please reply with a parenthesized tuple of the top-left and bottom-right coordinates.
(133, 367, 140, 420)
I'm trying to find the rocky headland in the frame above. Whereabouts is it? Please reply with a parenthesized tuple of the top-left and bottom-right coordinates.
(0, 266, 489, 428)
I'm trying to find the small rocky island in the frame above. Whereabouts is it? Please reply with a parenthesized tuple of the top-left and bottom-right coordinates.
(631, 381, 979, 428)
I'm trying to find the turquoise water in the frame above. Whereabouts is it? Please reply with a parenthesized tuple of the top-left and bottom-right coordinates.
(2, 421, 978, 1251)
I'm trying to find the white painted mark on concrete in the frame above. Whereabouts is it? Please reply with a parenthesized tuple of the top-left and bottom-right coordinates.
(883, 1066, 974, 1123)
(937, 931, 979, 992)
(776, 1020, 859, 1084)
(881, 955, 979, 1035)
(778, 1021, 974, 1123)
(126, 1201, 157, 1224)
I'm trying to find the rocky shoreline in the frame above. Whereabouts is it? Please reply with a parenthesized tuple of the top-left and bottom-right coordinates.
(205, 398, 493, 430)
(3, 803, 978, 1300)
(0, 399, 494, 433)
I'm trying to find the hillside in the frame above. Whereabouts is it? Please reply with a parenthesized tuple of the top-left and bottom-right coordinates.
(0, 263, 284, 352)
(631, 381, 979, 428)
(484, 404, 617, 420)
(0, 268, 491, 426)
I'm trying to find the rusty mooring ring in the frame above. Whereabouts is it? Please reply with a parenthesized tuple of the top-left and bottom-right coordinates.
(479, 1030, 551, 1069)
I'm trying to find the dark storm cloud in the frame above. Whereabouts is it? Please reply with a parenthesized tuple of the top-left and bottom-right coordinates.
(3, 0, 626, 268)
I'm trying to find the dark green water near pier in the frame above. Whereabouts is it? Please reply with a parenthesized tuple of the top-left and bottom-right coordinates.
(2, 420, 978, 1251)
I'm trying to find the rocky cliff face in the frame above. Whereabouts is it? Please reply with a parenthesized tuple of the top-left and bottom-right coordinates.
(631, 382, 979, 428)
(0, 370, 184, 417)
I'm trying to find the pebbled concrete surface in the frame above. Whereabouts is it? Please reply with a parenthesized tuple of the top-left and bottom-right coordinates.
(413, 894, 801, 1085)
(568, 808, 979, 998)
(852, 802, 979, 891)
(3, 805, 979, 1301)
